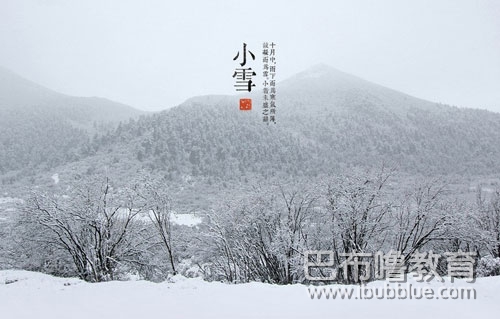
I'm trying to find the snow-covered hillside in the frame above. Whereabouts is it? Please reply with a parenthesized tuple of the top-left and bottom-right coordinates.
(1, 270, 499, 318)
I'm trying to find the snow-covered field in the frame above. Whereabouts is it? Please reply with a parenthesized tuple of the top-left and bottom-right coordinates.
(134, 211, 203, 227)
(171, 212, 202, 227)
(1, 270, 499, 318)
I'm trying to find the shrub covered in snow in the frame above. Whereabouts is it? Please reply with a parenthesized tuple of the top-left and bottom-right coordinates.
(476, 256, 500, 277)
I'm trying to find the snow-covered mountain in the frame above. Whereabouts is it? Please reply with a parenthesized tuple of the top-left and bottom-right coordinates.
(2, 64, 500, 186)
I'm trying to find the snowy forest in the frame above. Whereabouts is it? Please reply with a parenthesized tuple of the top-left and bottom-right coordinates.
(1, 167, 500, 284)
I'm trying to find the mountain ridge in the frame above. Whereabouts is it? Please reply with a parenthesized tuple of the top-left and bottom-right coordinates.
(0, 65, 146, 124)
(1, 64, 500, 190)
(0, 66, 147, 177)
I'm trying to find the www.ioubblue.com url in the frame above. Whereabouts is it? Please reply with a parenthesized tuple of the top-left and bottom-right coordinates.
(307, 283, 477, 300)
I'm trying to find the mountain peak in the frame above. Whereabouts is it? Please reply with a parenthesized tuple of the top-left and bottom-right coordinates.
(300, 63, 344, 75)
(277, 64, 440, 115)
(282, 63, 369, 87)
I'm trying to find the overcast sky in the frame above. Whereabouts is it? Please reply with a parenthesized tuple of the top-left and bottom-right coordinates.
(1, 0, 499, 112)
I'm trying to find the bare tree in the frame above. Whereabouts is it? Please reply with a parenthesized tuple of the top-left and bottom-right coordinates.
(139, 180, 177, 275)
(21, 177, 147, 282)
(475, 187, 500, 257)
(204, 185, 317, 284)
(326, 168, 393, 283)
(392, 179, 450, 263)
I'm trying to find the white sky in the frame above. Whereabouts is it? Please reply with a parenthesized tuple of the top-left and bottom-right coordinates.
(1, 0, 499, 112)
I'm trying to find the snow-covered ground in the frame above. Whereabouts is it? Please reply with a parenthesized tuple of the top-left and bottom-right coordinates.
(171, 212, 202, 227)
(0, 270, 499, 318)
(134, 210, 203, 227)
(0, 197, 22, 224)
(51, 173, 59, 184)
(0, 197, 23, 205)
